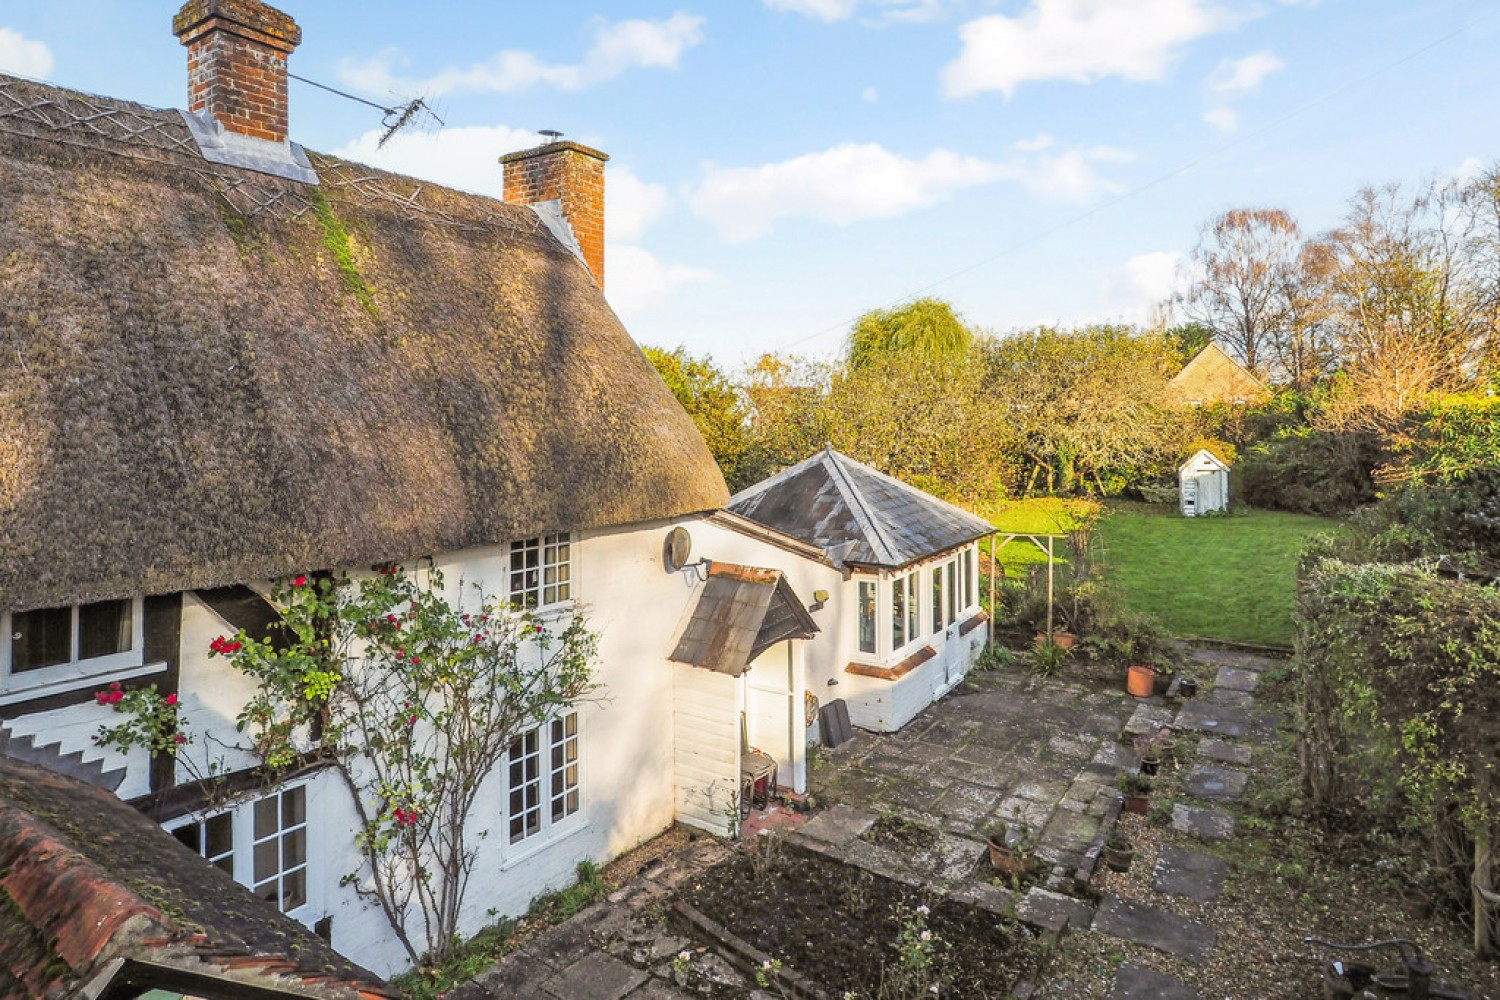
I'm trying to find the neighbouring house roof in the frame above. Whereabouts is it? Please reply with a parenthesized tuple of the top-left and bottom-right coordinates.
(0, 754, 393, 999)
(726, 448, 993, 570)
(1165, 343, 1272, 407)
(669, 563, 818, 676)
(0, 74, 727, 614)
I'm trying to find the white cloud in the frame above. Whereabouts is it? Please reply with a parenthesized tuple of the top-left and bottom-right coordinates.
(1100, 250, 1182, 322)
(690, 140, 1126, 242)
(763, 0, 949, 23)
(607, 166, 671, 243)
(606, 244, 714, 311)
(943, 0, 1238, 99)
(339, 13, 704, 98)
(0, 27, 53, 80)
(1208, 50, 1284, 96)
(1202, 49, 1283, 133)
(330, 124, 543, 197)
(765, 0, 861, 20)
(1203, 106, 1239, 133)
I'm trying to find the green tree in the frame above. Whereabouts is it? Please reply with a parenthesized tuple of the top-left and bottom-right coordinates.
(644, 345, 754, 490)
(846, 297, 974, 368)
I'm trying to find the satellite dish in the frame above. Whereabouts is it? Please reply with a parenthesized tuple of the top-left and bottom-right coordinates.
(664, 527, 693, 573)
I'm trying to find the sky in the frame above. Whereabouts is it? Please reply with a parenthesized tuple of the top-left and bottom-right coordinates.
(2, 1, 1498, 366)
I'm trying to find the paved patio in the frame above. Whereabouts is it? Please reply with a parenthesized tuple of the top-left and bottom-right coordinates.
(806, 666, 1142, 884)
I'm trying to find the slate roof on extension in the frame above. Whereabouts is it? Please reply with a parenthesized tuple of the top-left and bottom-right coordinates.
(726, 448, 993, 570)
(0, 72, 727, 614)
(0, 755, 393, 999)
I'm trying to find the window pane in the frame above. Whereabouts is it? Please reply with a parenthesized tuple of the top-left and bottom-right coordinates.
(283, 828, 307, 867)
(78, 600, 132, 660)
(253, 839, 278, 883)
(213, 855, 235, 875)
(857, 581, 876, 654)
(172, 823, 202, 853)
(282, 867, 307, 910)
(891, 576, 906, 648)
(906, 575, 919, 641)
(282, 787, 306, 827)
(946, 562, 957, 626)
(205, 813, 234, 857)
(11, 607, 70, 672)
(931, 569, 942, 634)
(253, 796, 278, 840)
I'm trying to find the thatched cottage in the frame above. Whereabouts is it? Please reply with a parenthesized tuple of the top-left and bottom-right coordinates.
(0, 0, 991, 986)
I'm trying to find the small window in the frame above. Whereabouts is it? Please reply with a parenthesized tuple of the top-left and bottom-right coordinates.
(962, 549, 974, 610)
(891, 574, 908, 648)
(945, 561, 958, 627)
(3, 598, 142, 690)
(857, 581, 876, 654)
(172, 811, 235, 875)
(510, 711, 581, 846)
(510, 533, 573, 609)
(252, 787, 308, 912)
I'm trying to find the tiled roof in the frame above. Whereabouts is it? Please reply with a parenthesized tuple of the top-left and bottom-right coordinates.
(0, 755, 395, 998)
(727, 448, 993, 569)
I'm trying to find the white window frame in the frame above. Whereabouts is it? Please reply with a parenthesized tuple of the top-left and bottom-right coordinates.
(506, 709, 585, 853)
(165, 781, 315, 918)
(508, 533, 574, 611)
(855, 577, 878, 656)
(890, 569, 919, 653)
(0, 597, 146, 696)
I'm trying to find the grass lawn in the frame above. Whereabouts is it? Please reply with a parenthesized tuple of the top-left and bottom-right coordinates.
(1094, 501, 1339, 646)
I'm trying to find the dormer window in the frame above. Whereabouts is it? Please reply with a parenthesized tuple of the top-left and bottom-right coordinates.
(2, 598, 144, 693)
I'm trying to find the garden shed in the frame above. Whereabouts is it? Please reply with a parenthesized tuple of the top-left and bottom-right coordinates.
(1179, 449, 1230, 517)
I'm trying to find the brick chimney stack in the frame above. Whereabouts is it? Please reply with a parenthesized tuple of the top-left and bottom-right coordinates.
(501, 141, 609, 290)
(173, 0, 301, 144)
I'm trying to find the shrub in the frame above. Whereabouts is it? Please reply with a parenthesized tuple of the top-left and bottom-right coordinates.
(1238, 427, 1381, 515)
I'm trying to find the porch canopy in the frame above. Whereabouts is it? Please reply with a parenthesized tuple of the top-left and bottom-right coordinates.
(669, 562, 818, 676)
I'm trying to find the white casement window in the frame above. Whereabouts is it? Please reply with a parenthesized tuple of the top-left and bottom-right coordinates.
(1, 598, 144, 693)
(508, 709, 582, 846)
(856, 579, 877, 655)
(509, 533, 573, 609)
(890, 570, 918, 650)
(168, 784, 310, 915)
(962, 547, 975, 611)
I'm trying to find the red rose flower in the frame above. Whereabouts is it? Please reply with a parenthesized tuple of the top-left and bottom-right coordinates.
(293, 575, 308, 588)
(165, 693, 178, 706)
(173, 733, 187, 744)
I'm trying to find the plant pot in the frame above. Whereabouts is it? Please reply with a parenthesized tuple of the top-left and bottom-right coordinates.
(1102, 843, 1135, 872)
(1158, 739, 1178, 763)
(1037, 630, 1077, 650)
(1178, 676, 1199, 698)
(1153, 671, 1173, 696)
(1126, 664, 1155, 698)
(1122, 792, 1150, 815)
(986, 835, 1033, 875)
(1139, 755, 1161, 777)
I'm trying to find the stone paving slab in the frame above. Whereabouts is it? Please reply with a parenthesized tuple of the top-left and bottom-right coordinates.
(1187, 648, 1279, 672)
(1175, 701, 1253, 739)
(1182, 764, 1248, 802)
(1198, 737, 1252, 766)
(1206, 687, 1254, 707)
(1016, 887, 1096, 933)
(1153, 843, 1230, 902)
(1215, 667, 1262, 692)
(540, 951, 649, 1000)
(1108, 964, 1202, 999)
(796, 803, 875, 845)
(1172, 802, 1235, 840)
(1093, 895, 1217, 963)
(1124, 703, 1177, 742)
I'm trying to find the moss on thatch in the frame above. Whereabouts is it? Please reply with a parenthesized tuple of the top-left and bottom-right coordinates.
(0, 74, 728, 612)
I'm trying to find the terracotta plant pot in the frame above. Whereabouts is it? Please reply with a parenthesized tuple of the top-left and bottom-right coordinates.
(1126, 663, 1156, 698)
(986, 836, 1033, 876)
(1036, 630, 1077, 650)
(1122, 792, 1150, 815)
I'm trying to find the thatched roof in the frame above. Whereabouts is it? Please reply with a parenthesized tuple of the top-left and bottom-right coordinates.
(0, 74, 727, 613)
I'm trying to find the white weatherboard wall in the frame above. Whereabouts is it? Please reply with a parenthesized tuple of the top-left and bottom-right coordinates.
(672, 662, 739, 835)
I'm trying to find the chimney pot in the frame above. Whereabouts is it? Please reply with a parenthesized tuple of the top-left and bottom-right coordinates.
(174, 0, 300, 144)
(501, 141, 610, 291)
